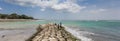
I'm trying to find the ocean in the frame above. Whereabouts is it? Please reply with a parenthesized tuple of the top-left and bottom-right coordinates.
(0, 20, 120, 41)
(60, 20, 120, 41)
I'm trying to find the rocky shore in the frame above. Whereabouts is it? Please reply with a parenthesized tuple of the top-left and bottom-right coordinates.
(26, 23, 80, 41)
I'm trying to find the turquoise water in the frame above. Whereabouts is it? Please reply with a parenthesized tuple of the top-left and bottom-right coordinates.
(61, 20, 120, 41)
(0, 20, 120, 41)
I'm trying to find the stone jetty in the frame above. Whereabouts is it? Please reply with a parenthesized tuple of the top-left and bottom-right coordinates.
(26, 23, 80, 41)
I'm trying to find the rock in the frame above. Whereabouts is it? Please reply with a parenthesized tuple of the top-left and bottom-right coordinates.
(2, 35, 5, 38)
(26, 23, 80, 41)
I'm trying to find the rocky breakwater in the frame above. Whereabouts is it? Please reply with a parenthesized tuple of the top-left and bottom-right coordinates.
(26, 23, 80, 41)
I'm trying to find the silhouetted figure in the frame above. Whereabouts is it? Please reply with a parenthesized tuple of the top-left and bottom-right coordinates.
(55, 23, 57, 25)
(60, 22, 62, 26)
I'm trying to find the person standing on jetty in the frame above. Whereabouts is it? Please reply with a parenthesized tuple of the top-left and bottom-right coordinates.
(60, 22, 62, 26)
(58, 22, 62, 30)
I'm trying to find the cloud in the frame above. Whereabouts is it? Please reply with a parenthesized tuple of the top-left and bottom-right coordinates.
(52, 2, 86, 13)
(4, 0, 85, 13)
(0, 7, 3, 10)
(89, 9, 107, 14)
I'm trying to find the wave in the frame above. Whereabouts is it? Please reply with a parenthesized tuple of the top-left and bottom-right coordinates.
(63, 25, 94, 41)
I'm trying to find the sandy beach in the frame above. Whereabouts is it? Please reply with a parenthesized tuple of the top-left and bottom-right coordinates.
(0, 21, 39, 41)
(0, 19, 36, 22)
(0, 28, 36, 41)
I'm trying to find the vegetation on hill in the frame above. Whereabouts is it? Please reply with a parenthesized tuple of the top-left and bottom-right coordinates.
(0, 13, 34, 19)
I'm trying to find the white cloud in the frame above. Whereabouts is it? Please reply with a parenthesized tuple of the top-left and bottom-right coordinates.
(99, 9, 107, 11)
(89, 9, 107, 14)
(4, 0, 86, 13)
(41, 8, 45, 11)
(52, 2, 86, 13)
(0, 7, 2, 10)
(78, 0, 87, 2)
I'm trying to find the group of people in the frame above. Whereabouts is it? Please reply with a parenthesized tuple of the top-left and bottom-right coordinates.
(54, 22, 62, 30)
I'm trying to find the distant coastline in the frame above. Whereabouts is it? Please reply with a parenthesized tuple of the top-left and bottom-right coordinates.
(0, 13, 46, 22)
(0, 19, 37, 22)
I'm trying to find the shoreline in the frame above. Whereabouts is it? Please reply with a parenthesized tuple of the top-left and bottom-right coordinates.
(0, 20, 119, 41)
(0, 23, 80, 41)
(64, 25, 93, 41)
(0, 22, 93, 41)
(0, 19, 38, 22)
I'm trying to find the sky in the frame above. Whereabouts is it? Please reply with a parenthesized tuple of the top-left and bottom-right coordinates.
(0, 0, 120, 20)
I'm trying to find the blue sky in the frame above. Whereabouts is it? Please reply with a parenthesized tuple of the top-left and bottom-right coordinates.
(0, 0, 120, 20)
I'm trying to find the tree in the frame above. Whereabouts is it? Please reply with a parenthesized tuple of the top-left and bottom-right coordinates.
(20, 14, 27, 19)
(0, 14, 8, 19)
(7, 13, 16, 19)
(0, 13, 34, 19)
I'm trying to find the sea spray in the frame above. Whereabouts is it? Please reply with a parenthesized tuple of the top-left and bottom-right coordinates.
(63, 25, 94, 41)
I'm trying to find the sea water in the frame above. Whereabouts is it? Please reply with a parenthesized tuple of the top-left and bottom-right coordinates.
(0, 20, 120, 41)
(61, 20, 120, 41)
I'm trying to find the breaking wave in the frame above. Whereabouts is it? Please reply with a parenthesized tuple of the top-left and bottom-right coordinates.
(63, 25, 94, 41)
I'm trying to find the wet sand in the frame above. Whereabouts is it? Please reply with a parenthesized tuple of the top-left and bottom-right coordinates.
(0, 27, 37, 41)
(0, 21, 38, 41)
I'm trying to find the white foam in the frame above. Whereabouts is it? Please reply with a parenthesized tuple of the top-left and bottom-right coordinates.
(63, 25, 94, 41)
